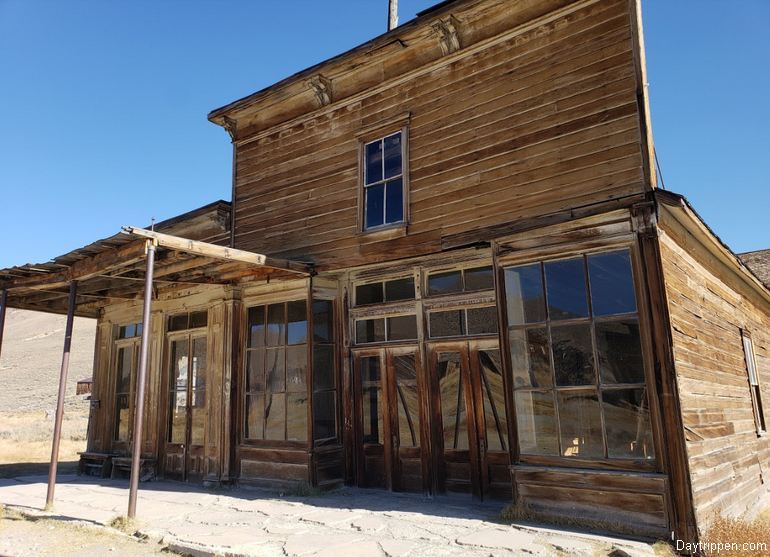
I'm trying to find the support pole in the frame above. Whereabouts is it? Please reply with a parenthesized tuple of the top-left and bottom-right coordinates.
(127, 241, 156, 519)
(0, 289, 7, 361)
(46, 281, 77, 509)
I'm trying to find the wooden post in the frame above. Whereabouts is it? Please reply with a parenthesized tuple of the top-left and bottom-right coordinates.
(388, 0, 398, 31)
(127, 241, 156, 519)
(46, 281, 78, 509)
(0, 289, 7, 361)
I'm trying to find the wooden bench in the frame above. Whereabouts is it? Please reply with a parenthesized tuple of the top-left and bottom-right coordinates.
(77, 452, 113, 478)
(110, 456, 156, 481)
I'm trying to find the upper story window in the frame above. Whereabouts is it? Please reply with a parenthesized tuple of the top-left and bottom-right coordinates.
(363, 131, 405, 230)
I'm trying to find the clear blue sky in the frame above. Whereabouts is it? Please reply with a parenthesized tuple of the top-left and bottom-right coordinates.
(0, 1, 768, 268)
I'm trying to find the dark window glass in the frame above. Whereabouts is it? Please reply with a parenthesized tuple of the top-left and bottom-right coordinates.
(552, 324, 595, 386)
(248, 306, 265, 348)
(312, 345, 335, 391)
(545, 258, 589, 320)
(312, 300, 334, 343)
(464, 266, 494, 291)
(356, 283, 384, 306)
(557, 390, 603, 458)
(466, 306, 498, 335)
(287, 393, 308, 442)
(428, 270, 463, 296)
(385, 178, 403, 224)
(509, 328, 552, 388)
(356, 319, 385, 344)
(383, 132, 402, 179)
(588, 250, 637, 316)
(384, 277, 415, 302)
(515, 390, 558, 455)
(190, 311, 208, 329)
(596, 320, 644, 384)
(365, 183, 385, 228)
(265, 393, 286, 440)
(286, 345, 307, 392)
(313, 391, 336, 440)
(365, 140, 383, 184)
(504, 264, 546, 325)
(387, 315, 417, 341)
(168, 313, 188, 332)
(602, 388, 654, 459)
(266, 303, 285, 346)
(429, 310, 465, 338)
(287, 300, 307, 345)
(266, 348, 285, 392)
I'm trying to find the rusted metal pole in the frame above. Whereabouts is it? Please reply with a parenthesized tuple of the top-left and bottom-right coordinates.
(0, 289, 7, 361)
(46, 280, 78, 509)
(388, 0, 398, 31)
(127, 241, 156, 519)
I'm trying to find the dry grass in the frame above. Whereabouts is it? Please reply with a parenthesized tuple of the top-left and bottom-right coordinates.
(699, 514, 770, 556)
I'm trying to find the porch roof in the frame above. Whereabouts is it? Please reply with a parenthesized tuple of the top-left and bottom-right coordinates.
(0, 227, 312, 318)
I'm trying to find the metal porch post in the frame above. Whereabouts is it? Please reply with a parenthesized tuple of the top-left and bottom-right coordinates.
(127, 241, 156, 519)
(0, 289, 7, 361)
(46, 280, 78, 509)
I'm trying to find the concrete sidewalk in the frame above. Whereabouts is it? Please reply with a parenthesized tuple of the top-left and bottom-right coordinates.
(0, 475, 663, 556)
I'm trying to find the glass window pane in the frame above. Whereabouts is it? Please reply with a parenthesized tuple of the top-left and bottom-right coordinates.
(265, 393, 286, 440)
(588, 250, 637, 316)
(515, 391, 558, 455)
(313, 344, 335, 391)
(465, 266, 494, 291)
(168, 313, 188, 332)
(504, 264, 546, 325)
(428, 270, 463, 296)
(365, 140, 383, 185)
(313, 391, 336, 441)
(552, 324, 595, 386)
(361, 357, 383, 445)
(387, 315, 417, 341)
(394, 355, 420, 448)
(429, 310, 465, 338)
(509, 327, 552, 388)
(596, 320, 645, 384)
(115, 393, 130, 442)
(545, 258, 589, 320)
(287, 300, 307, 345)
(356, 318, 385, 344)
(383, 132, 402, 179)
(384, 277, 415, 302)
(168, 391, 187, 444)
(466, 306, 498, 335)
(287, 393, 308, 442)
(438, 352, 468, 450)
(602, 388, 655, 459)
(266, 348, 285, 392)
(313, 300, 334, 342)
(266, 303, 286, 346)
(478, 349, 507, 452)
(385, 178, 403, 224)
(248, 306, 266, 348)
(558, 390, 603, 458)
(190, 311, 208, 329)
(365, 184, 385, 229)
(356, 282, 384, 306)
(246, 349, 265, 392)
(245, 394, 264, 440)
(286, 345, 307, 393)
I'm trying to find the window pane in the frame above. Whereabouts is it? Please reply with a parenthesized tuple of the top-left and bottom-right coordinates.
(245, 394, 264, 440)
(558, 390, 603, 458)
(286, 345, 307, 392)
(313, 391, 336, 441)
(387, 315, 417, 341)
(190, 310, 208, 329)
(552, 324, 595, 386)
(356, 283, 383, 306)
(313, 344, 335, 391)
(545, 258, 589, 320)
(248, 306, 265, 348)
(509, 327, 552, 388)
(356, 318, 385, 344)
(266, 348, 285, 392)
(385, 178, 403, 224)
(313, 300, 334, 342)
(602, 388, 654, 459)
(478, 349, 507, 452)
(429, 310, 464, 338)
(246, 349, 265, 392)
(596, 320, 644, 384)
(438, 352, 468, 450)
(266, 303, 286, 346)
(515, 391, 558, 455)
(588, 250, 637, 316)
(265, 393, 286, 440)
(505, 264, 546, 325)
(466, 306, 498, 335)
(287, 300, 307, 345)
(383, 132, 402, 179)
(287, 393, 308, 442)
(394, 355, 420, 448)
(365, 140, 383, 185)
(361, 357, 383, 445)
(428, 270, 463, 296)
(168, 313, 188, 332)
(115, 393, 130, 442)
(465, 266, 494, 291)
(365, 183, 385, 229)
(384, 277, 414, 302)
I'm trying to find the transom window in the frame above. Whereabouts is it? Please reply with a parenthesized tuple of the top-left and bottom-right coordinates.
(504, 248, 655, 461)
(363, 131, 404, 230)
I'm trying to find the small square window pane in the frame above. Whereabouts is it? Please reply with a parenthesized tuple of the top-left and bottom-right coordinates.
(464, 266, 494, 291)
(383, 133, 402, 179)
(365, 140, 383, 184)
(602, 388, 655, 459)
(557, 390, 603, 458)
(509, 328, 552, 388)
(545, 258, 589, 320)
(428, 270, 463, 296)
(287, 300, 307, 345)
(365, 184, 385, 229)
(504, 264, 546, 325)
(588, 250, 637, 316)
(356, 282, 384, 306)
(356, 319, 385, 344)
(248, 306, 266, 348)
(266, 348, 285, 392)
(515, 391, 559, 455)
(596, 320, 644, 384)
(387, 315, 417, 341)
(266, 303, 286, 346)
(466, 306, 498, 335)
(384, 277, 415, 302)
(429, 310, 464, 338)
(286, 345, 307, 392)
(385, 178, 404, 224)
(313, 345, 335, 391)
(265, 393, 286, 440)
(552, 323, 595, 386)
(312, 300, 334, 342)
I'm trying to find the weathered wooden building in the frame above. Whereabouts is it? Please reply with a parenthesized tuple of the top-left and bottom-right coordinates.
(1, 0, 768, 543)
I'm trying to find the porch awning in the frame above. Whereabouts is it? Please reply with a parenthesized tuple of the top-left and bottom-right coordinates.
(0, 227, 312, 317)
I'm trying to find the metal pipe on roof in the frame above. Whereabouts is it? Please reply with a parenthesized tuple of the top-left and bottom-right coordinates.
(46, 280, 77, 509)
(127, 241, 156, 519)
(0, 289, 7, 361)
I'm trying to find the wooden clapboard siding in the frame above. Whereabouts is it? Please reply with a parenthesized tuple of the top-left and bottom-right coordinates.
(658, 214, 770, 530)
(231, 0, 646, 269)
